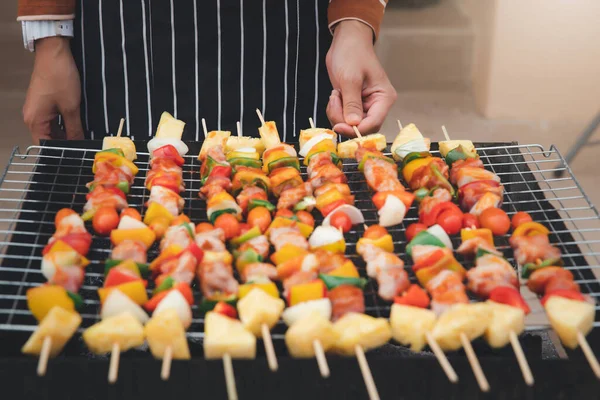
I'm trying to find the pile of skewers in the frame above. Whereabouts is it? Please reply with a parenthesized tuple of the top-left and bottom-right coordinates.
(17, 110, 600, 399)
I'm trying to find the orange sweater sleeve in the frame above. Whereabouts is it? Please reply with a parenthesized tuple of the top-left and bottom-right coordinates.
(17, 0, 75, 21)
(328, 0, 388, 40)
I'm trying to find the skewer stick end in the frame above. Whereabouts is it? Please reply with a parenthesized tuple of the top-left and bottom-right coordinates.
(161, 346, 173, 381)
(256, 109, 266, 126)
(201, 118, 208, 138)
(223, 353, 238, 400)
(441, 125, 450, 142)
(309, 117, 315, 129)
(236, 121, 242, 138)
(577, 331, 600, 379)
(261, 324, 279, 372)
(460, 333, 490, 392)
(37, 336, 52, 377)
(425, 332, 458, 383)
(313, 340, 330, 378)
(355, 345, 380, 400)
(397, 120, 403, 131)
(352, 126, 362, 138)
(509, 330, 534, 386)
(108, 342, 120, 384)
(117, 118, 125, 137)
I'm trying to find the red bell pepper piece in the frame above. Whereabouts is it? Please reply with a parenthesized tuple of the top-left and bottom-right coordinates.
(104, 268, 145, 288)
(541, 289, 586, 306)
(372, 190, 415, 210)
(458, 180, 501, 210)
(320, 199, 348, 217)
(213, 301, 238, 319)
(489, 286, 531, 314)
(144, 290, 169, 312)
(412, 249, 446, 272)
(43, 232, 92, 256)
(147, 175, 181, 193)
(86, 185, 127, 201)
(186, 242, 204, 265)
(394, 284, 430, 308)
(419, 201, 462, 227)
(152, 145, 184, 166)
(144, 282, 194, 312)
(209, 165, 233, 179)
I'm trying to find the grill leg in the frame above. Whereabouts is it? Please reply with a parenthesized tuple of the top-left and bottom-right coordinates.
(555, 111, 600, 177)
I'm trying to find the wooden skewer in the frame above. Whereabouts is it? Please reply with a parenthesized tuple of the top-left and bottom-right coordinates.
(355, 345, 380, 400)
(223, 353, 238, 400)
(161, 346, 173, 381)
(313, 340, 330, 378)
(363, 224, 369, 231)
(509, 331, 534, 386)
(37, 336, 52, 376)
(256, 109, 266, 126)
(309, 117, 316, 129)
(460, 333, 489, 392)
(108, 342, 121, 384)
(236, 121, 242, 137)
(425, 332, 458, 383)
(261, 324, 279, 372)
(202, 118, 208, 138)
(577, 331, 600, 379)
(397, 120, 403, 131)
(116, 118, 125, 137)
(441, 125, 451, 141)
(352, 126, 362, 138)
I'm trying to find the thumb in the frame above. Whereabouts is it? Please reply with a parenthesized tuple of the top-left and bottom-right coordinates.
(339, 74, 364, 127)
(61, 107, 85, 140)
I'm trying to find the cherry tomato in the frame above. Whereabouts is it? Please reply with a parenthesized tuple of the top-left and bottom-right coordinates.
(149, 217, 170, 238)
(364, 225, 389, 240)
(55, 208, 76, 227)
(213, 301, 238, 319)
(92, 207, 120, 236)
(511, 211, 533, 230)
(275, 209, 295, 219)
(462, 213, 480, 229)
(195, 222, 214, 234)
(295, 211, 315, 227)
(247, 207, 272, 233)
(214, 214, 241, 240)
(238, 223, 251, 235)
(479, 208, 511, 236)
(330, 211, 352, 233)
(120, 208, 141, 221)
(171, 214, 191, 226)
(405, 223, 427, 242)
(437, 209, 463, 235)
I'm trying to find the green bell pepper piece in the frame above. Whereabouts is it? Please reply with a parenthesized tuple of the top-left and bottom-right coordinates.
(358, 153, 396, 172)
(406, 231, 446, 258)
(208, 208, 238, 224)
(199, 294, 237, 313)
(248, 199, 275, 212)
(431, 163, 455, 196)
(230, 226, 262, 247)
(318, 273, 367, 290)
(229, 157, 262, 171)
(180, 222, 195, 238)
(294, 196, 316, 211)
(402, 151, 431, 169)
(444, 145, 477, 166)
(153, 276, 175, 295)
(116, 181, 130, 195)
(233, 248, 263, 265)
(521, 258, 564, 278)
(66, 291, 84, 311)
(104, 259, 149, 277)
(98, 148, 125, 157)
(267, 157, 300, 173)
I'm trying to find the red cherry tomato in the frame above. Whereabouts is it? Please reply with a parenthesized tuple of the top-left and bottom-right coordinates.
(214, 214, 241, 240)
(364, 225, 389, 240)
(437, 209, 463, 235)
(213, 301, 238, 319)
(330, 211, 352, 233)
(405, 223, 427, 242)
(511, 211, 533, 230)
(120, 208, 141, 221)
(55, 208, 77, 227)
(195, 222, 214, 234)
(92, 207, 120, 236)
(295, 211, 315, 227)
(275, 209, 295, 219)
(247, 207, 272, 233)
(541, 289, 586, 306)
(479, 208, 511, 236)
(462, 213, 480, 229)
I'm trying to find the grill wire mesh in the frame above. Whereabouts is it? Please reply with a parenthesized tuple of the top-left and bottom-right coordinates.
(0, 141, 598, 358)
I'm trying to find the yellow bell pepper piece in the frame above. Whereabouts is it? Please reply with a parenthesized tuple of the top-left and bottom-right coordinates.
(266, 217, 313, 238)
(227, 150, 260, 161)
(111, 227, 156, 249)
(114, 260, 141, 277)
(315, 189, 345, 211)
(98, 281, 148, 306)
(207, 191, 237, 209)
(203, 250, 233, 265)
(356, 234, 394, 254)
(311, 240, 346, 254)
(93, 152, 139, 176)
(238, 282, 280, 299)
(46, 240, 90, 267)
(304, 140, 336, 166)
(263, 149, 292, 172)
(144, 202, 174, 226)
(149, 245, 183, 272)
(288, 281, 326, 306)
(461, 228, 494, 246)
(402, 157, 433, 183)
(270, 244, 308, 265)
(328, 261, 360, 278)
(26, 285, 75, 321)
(511, 222, 550, 238)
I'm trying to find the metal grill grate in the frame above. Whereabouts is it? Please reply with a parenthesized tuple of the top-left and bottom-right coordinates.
(0, 141, 598, 355)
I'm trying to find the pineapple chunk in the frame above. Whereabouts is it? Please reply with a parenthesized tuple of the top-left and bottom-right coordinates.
(258, 121, 281, 149)
(226, 136, 266, 156)
(431, 303, 492, 351)
(198, 130, 231, 161)
(390, 123, 430, 161)
(145, 309, 190, 360)
(156, 112, 186, 140)
(102, 137, 137, 161)
(237, 288, 285, 337)
(390, 304, 436, 352)
(285, 311, 338, 358)
(336, 134, 387, 159)
(484, 301, 525, 348)
(22, 307, 81, 357)
(545, 296, 595, 349)
(299, 128, 337, 149)
(331, 312, 392, 356)
(438, 140, 475, 158)
(204, 312, 256, 359)
(83, 312, 145, 354)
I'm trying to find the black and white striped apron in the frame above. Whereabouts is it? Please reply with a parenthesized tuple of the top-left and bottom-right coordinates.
(71, 0, 333, 142)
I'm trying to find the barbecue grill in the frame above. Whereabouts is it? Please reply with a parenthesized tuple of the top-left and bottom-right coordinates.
(0, 139, 599, 399)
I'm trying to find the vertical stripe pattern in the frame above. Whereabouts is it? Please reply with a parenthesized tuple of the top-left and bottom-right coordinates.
(216, 0, 222, 130)
(283, 0, 290, 141)
(312, 0, 320, 124)
(119, 0, 131, 135)
(80, 0, 89, 132)
(239, 0, 245, 130)
(98, 0, 109, 133)
(170, 0, 177, 118)
(193, 0, 199, 141)
(261, 0, 267, 115)
(292, 0, 300, 138)
(140, 0, 152, 136)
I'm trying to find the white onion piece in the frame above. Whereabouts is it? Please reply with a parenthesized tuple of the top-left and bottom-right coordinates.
(299, 133, 336, 157)
(102, 290, 149, 324)
(154, 290, 192, 329)
(282, 299, 332, 326)
(235, 147, 257, 153)
(394, 139, 429, 161)
(377, 195, 407, 227)
(308, 226, 344, 249)
(118, 215, 147, 230)
(147, 137, 189, 157)
(322, 204, 365, 227)
(427, 224, 453, 250)
(59, 213, 85, 229)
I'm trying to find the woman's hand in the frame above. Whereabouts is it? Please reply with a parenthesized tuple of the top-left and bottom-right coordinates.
(325, 20, 397, 137)
(23, 37, 84, 144)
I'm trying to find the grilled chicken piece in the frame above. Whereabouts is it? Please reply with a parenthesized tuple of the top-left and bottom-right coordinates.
(363, 158, 404, 192)
(526, 266, 573, 295)
(238, 235, 270, 260)
(408, 158, 449, 191)
(199, 176, 232, 199)
(269, 227, 308, 251)
(161, 223, 194, 251)
(466, 254, 518, 298)
(377, 268, 410, 301)
(449, 158, 484, 185)
(309, 163, 347, 189)
(111, 240, 148, 264)
(457, 236, 499, 256)
(84, 185, 129, 212)
(282, 271, 318, 298)
(198, 261, 239, 298)
(510, 234, 562, 265)
(236, 186, 267, 212)
(328, 285, 365, 321)
(147, 185, 184, 217)
(455, 167, 501, 188)
(195, 234, 226, 252)
(419, 188, 453, 216)
(242, 262, 278, 282)
(277, 182, 312, 210)
(156, 251, 197, 284)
